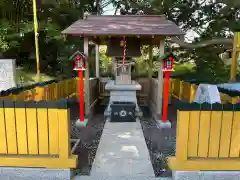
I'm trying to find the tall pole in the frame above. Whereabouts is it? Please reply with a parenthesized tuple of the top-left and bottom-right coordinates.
(78, 70, 84, 121)
(148, 44, 153, 103)
(32, 0, 41, 81)
(231, 32, 240, 81)
(84, 37, 90, 116)
(162, 71, 170, 123)
(157, 40, 165, 116)
(95, 1, 100, 78)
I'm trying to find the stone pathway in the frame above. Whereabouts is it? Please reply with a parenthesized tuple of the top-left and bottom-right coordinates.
(91, 121, 154, 177)
(73, 120, 167, 180)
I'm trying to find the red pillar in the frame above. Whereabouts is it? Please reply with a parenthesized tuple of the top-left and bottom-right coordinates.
(78, 70, 84, 121)
(162, 71, 170, 123)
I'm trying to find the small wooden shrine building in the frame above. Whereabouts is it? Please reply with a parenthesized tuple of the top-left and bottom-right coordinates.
(62, 15, 184, 121)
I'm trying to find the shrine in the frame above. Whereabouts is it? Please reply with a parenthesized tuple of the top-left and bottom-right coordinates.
(62, 15, 184, 127)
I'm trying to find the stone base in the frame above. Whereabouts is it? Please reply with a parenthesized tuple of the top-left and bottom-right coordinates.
(75, 119, 88, 127)
(153, 114, 172, 129)
(0, 167, 72, 180)
(157, 120, 171, 129)
(173, 171, 240, 180)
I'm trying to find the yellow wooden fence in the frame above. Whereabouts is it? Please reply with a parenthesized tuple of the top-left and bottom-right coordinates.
(168, 103, 240, 171)
(170, 79, 240, 104)
(0, 78, 77, 101)
(0, 100, 77, 168)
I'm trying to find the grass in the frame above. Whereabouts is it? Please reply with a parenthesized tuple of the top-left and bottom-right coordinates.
(16, 68, 54, 85)
(171, 63, 195, 76)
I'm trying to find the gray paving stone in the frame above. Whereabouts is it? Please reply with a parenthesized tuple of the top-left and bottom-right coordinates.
(90, 121, 155, 177)
(0, 167, 71, 180)
(173, 171, 240, 180)
(73, 175, 172, 180)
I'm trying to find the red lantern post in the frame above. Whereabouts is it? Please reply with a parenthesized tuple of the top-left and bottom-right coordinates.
(162, 55, 175, 124)
(72, 51, 88, 127)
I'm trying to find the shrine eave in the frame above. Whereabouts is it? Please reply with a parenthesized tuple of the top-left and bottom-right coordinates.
(62, 15, 184, 38)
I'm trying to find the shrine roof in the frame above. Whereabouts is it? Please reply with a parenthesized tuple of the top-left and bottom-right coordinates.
(62, 15, 184, 37)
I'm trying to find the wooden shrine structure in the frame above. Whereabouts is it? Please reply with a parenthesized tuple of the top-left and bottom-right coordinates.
(62, 15, 184, 123)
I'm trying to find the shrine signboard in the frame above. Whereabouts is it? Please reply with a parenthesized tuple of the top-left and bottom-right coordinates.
(0, 59, 16, 91)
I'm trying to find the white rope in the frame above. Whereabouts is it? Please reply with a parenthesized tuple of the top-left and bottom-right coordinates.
(116, 62, 134, 69)
(120, 37, 127, 82)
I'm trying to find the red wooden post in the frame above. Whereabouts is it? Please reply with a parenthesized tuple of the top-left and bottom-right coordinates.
(70, 50, 88, 127)
(161, 54, 175, 124)
(78, 70, 84, 121)
(162, 71, 170, 123)
(72, 52, 87, 124)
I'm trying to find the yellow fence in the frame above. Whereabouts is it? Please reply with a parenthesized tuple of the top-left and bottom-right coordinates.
(0, 78, 77, 101)
(168, 102, 240, 171)
(0, 100, 77, 168)
(170, 79, 240, 103)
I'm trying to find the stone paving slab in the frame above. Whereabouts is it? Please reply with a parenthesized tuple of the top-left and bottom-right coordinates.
(173, 171, 240, 180)
(0, 167, 71, 180)
(90, 121, 155, 177)
(73, 175, 172, 180)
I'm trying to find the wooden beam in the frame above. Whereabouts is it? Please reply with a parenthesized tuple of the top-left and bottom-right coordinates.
(95, 45, 100, 78)
(0, 156, 77, 168)
(168, 157, 240, 171)
(157, 39, 165, 116)
(70, 35, 166, 45)
(84, 37, 90, 116)
(148, 44, 153, 102)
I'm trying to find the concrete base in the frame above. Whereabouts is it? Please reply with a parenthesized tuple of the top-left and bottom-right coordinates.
(173, 171, 240, 180)
(75, 119, 88, 127)
(154, 114, 171, 129)
(157, 120, 171, 129)
(0, 167, 72, 180)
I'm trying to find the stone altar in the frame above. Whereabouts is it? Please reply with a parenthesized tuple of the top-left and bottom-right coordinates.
(104, 58, 143, 122)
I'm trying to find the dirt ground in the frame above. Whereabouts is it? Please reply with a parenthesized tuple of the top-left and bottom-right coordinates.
(70, 103, 105, 175)
(141, 105, 177, 177)
(69, 102, 177, 177)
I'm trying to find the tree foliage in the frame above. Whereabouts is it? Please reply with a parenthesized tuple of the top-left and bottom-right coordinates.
(111, 0, 240, 82)
(0, 0, 100, 77)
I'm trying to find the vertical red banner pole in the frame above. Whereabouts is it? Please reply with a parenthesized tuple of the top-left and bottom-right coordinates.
(162, 71, 170, 123)
(78, 70, 84, 121)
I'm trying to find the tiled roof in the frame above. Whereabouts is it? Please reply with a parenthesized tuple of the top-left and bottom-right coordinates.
(62, 15, 184, 36)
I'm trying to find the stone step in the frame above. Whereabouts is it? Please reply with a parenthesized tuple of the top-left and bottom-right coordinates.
(73, 175, 172, 180)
